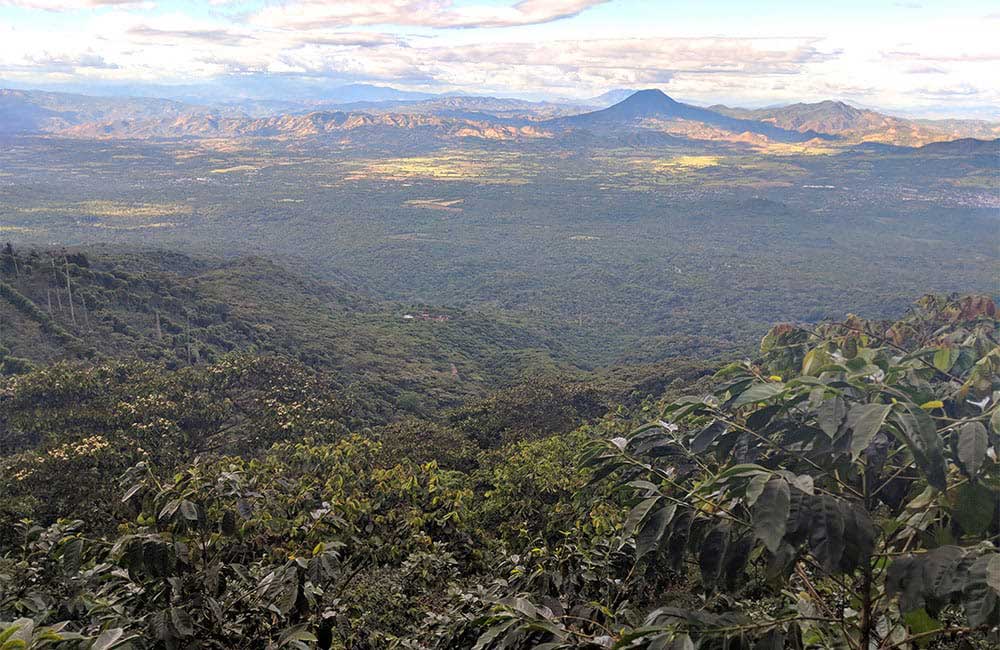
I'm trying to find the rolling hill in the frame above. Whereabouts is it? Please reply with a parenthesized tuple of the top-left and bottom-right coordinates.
(712, 99, 1000, 146)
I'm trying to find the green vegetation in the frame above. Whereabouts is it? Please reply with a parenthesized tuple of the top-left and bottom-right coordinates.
(2, 135, 995, 364)
(1, 292, 996, 648)
(0, 246, 580, 411)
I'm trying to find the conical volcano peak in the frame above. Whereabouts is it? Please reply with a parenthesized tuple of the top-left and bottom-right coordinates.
(627, 88, 673, 100)
(619, 88, 677, 107)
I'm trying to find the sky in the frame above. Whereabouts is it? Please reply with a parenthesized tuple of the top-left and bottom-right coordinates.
(1, 0, 998, 118)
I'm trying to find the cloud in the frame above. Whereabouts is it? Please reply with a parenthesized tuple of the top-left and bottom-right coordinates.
(21, 50, 119, 71)
(289, 32, 403, 48)
(915, 84, 980, 97)
(2, 0, 996, 118)
(252, 0, 609, 30)
(882, 49, 1000, 63)
(410, 37, 838, 91)
(0, 0, 150, 10)
(126, 25, 254, 46)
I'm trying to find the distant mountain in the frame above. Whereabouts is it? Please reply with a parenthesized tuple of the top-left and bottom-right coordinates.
(317, 83, 437, 103)
(326, 95, 587, 121)
(712, 100, 1000, 146)
(0, 88, 225, 134)
(5, 86, 995, 149)
(2, 79, 439, 106)
(915, 137, 999, 156)
(583, 88, 639, 107)
(549, 89, 825, 143)
(59, 110, 553, 142)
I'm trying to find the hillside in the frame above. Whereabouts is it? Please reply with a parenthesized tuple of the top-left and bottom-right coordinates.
(58, 110, 554, 141)
(0, 246, 580, 410)
(0, 88, 227, 134)
(712, 99, 1000, 146)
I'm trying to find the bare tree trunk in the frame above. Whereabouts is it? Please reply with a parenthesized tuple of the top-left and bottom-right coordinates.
(186, 312, 192, 364)
(80, 292, 89, 330)
(46, 288, 52, 313)
(55, 286, 63, 312)
(65, 257, 76, 326)
(155, 310, 162, 341)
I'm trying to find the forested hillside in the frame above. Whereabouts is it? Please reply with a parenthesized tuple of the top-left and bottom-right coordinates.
(1, 292, 996, 648)
(0, 245, 588, 411)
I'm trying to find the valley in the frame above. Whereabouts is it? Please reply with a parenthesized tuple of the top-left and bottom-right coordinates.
(2, 95, 996, 366)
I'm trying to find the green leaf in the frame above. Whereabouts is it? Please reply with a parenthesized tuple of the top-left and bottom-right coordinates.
(801, 348, 830, 376)
(952, 483, 996, 536)
(120, 483, 144, 503)
(933, 347, 959, 373)
(277, 624, 317, 647)
(625, 496, 662, 534)
(472, 619, 517, 650)
(957, 422, 988, 479)
(699, 522, 730, 591)
(964, 554, 1000, 627)
(179, 500, 198, 521)
(169, 608, 194, 638)
(745, 472, 770, 506)
(61, 538, 83, 573)
(690, 420, 727, 453)
(850, 402, 892, 458)
(2, 620, 33, 645)
(817, 396, 847, 438)
(669, 634, 694, 650)
(902, 609, 941, 648)
(891, 403, 948, 491)
(91, 628, 125, 650)
(220, 510, 237, 536)
(753, 478, 790, 553)
(920, 546, 966, 600)
(987, 554, 1000, 594)
(732, 382, 785, 407)
(809, 496, 846, 573)
(158, 498, 181, 521)
(636, 503, 676, 560)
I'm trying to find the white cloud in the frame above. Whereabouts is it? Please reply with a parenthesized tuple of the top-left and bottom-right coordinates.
(251, 0, 609, 30)
(0, 0, 997, 118)
(0, 0, 151, 10)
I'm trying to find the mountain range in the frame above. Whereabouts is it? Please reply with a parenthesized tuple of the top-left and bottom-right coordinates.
(2, 86, 998, 148)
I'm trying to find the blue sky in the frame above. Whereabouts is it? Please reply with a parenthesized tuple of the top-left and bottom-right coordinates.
(1, 1, 997, 117)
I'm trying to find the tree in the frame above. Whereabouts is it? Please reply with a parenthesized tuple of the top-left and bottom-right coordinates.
(569, 294, 1000, 648)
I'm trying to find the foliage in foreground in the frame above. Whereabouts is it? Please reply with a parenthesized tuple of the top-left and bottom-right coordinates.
(0, 294, 997, 648)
